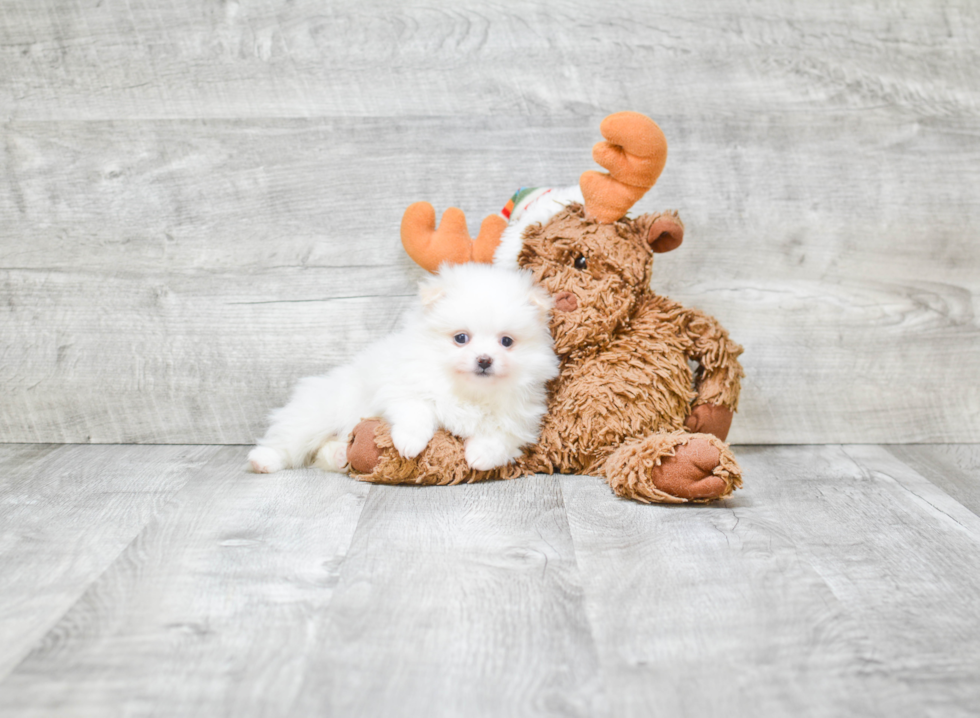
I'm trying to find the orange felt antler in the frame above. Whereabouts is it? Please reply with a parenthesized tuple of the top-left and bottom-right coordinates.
(401, 202, 507, 273)
(580, 112, 668, 223)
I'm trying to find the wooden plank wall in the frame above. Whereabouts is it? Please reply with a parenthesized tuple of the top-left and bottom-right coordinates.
(1, 0, 978, 444)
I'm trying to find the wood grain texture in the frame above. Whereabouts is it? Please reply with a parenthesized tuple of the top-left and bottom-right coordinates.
(2, 444, 980, 715)
(0, 447, 370, 717)
(0, 444, 210, 680)
(563, 445, 980, 717)
(885, 444, 980, 517)
(561, 467, 914, 717)
(1, 1, 979, 443)
(0, 266, 414, 443)
(292, 477, 605, 717)
(5, 265, 975, 444)
(2, 115, 978, 443)
(1, 1, 977, 121)
(0, 467, 604, 717)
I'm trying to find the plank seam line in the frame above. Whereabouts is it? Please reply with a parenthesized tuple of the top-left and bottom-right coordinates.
(839, 445, 980, 542)
(0, 445, 214, 684)
(557, 475, 615, 710)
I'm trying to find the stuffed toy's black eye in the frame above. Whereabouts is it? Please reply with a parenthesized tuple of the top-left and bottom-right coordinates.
(500, 336, 514, 348)
(574, 254, 588, 270)
(453, 333, 469, 345)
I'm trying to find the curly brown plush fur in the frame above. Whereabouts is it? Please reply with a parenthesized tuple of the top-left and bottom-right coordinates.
(351, 204, 745, 503)
(602, 431, 741, 504)
(349, 419, 526, 486)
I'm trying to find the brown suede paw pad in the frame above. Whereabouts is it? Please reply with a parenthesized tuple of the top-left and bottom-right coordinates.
(602, 430, 742, 504)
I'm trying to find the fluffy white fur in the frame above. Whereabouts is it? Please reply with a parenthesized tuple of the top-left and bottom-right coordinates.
(248, 263, 559, 474)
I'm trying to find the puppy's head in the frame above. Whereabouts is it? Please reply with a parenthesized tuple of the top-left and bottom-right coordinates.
(419, 263, 558, 393)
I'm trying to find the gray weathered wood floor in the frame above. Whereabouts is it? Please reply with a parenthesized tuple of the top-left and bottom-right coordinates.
(1, 443, 978, 717)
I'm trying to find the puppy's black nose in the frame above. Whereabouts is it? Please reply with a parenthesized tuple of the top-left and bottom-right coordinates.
(477, 355, 493, 370)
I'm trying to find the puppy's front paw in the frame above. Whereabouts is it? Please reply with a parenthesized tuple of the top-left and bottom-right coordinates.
(389, 423, 433, 459)
(248, 446, 285, 474)
(464, 436, 515, 471)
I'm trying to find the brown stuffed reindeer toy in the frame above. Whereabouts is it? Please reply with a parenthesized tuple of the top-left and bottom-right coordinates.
(345, 112, 744, 503)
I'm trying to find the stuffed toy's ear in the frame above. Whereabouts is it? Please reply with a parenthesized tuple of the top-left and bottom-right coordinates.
(634, 212, 685, 254)
(418, 276, 447, 309)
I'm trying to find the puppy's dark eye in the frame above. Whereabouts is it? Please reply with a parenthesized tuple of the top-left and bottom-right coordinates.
(500, 336, 514, 348)
(453, 333, 469, 346)
(573, 254, 587, 270)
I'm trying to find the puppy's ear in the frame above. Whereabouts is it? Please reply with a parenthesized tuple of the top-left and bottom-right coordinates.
(527, 284, 554, 321)
(418, 277, 446, 310)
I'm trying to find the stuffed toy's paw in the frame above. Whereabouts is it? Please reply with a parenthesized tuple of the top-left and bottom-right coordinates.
(603, 431, 742, 504)
(347, 419, 385, 474)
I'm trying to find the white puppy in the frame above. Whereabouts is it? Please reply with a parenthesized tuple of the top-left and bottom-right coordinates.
(248, 263, 559, 474)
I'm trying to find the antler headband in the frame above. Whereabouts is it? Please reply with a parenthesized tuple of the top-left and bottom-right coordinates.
(401, 112, 668, 272)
